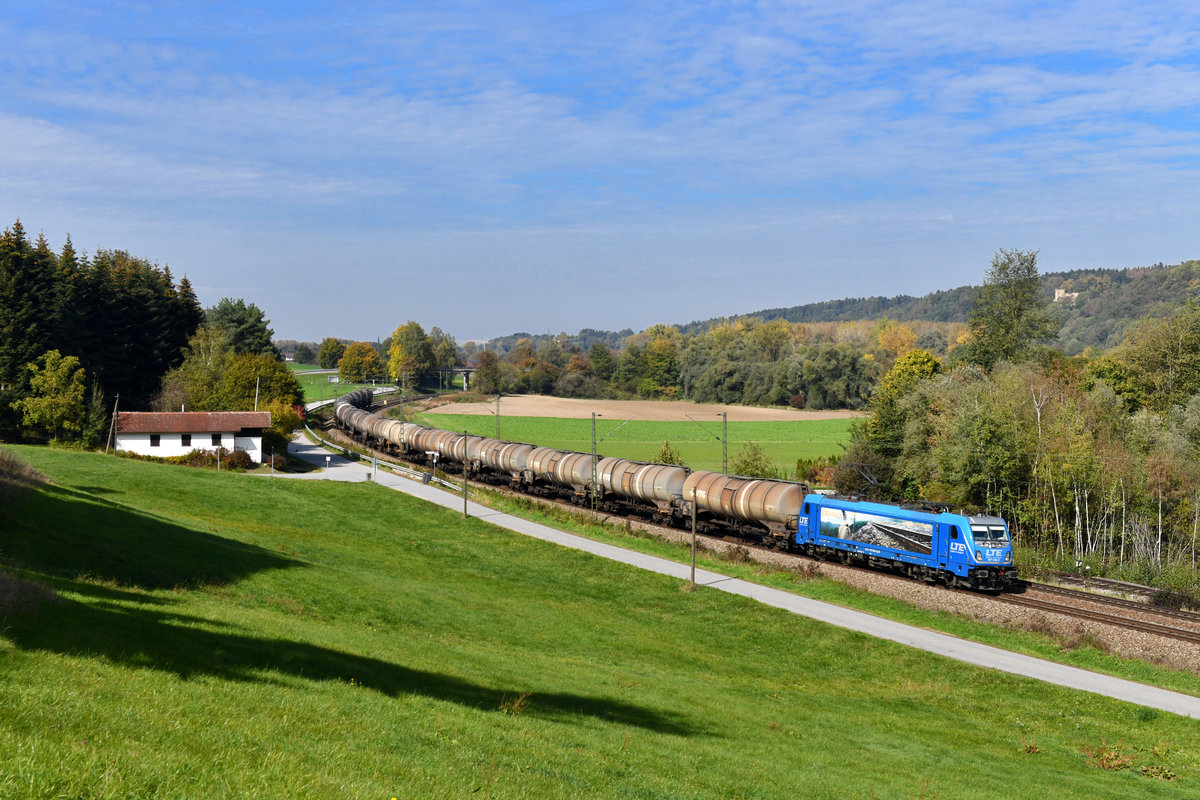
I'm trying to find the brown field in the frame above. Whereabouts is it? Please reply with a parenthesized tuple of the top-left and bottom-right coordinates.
(428, 394, 863, 421)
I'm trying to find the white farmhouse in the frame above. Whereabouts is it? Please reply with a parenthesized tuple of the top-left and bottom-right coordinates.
(115, 411, 272, 463)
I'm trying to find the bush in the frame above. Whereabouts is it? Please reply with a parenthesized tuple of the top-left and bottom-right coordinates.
(117, 447, 258, 471)
(789, 393, 806, 409)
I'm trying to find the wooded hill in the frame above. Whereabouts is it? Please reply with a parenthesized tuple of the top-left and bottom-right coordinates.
(677, 258, 1200, 355)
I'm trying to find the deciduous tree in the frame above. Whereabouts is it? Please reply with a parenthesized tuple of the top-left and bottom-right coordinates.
(317, 338, 345, 369)
(965, 248, 1059, 370)
(339, 341, 384, 383)
(13, 350, 87, 441)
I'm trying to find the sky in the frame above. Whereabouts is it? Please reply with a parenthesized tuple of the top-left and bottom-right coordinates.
(3, 1, 1199, 343)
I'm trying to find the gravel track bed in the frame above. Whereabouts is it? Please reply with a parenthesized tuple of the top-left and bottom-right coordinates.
(319, 421, 1200, 676)
(1021, 585, 1200, 636)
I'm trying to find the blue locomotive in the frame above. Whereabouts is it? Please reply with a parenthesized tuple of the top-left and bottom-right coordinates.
(797, 495, 1018, 591)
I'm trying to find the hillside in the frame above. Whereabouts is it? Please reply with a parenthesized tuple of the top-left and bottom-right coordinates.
(487, 259, 1198, 356)
(3, 447, 1198, 797)
(681, 259, 1200, 354)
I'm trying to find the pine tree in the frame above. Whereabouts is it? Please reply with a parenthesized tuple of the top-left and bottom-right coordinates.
(0, 221, 57, 438)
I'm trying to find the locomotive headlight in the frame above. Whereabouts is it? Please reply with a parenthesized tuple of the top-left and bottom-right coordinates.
(975, 550, 983, 561)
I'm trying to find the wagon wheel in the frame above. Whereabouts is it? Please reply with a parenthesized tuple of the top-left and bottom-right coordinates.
(944, 573, 957, 589)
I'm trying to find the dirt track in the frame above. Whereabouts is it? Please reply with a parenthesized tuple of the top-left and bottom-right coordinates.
(427, 394, 863, 421)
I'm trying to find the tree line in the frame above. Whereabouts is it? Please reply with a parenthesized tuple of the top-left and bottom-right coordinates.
(0, 220, 301, 454)
(836, 249, 1200, 587)
(0, 220, 203, 442)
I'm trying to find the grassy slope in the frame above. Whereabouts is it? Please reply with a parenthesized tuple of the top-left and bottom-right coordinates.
(1, 447, 1196, 799)
(419, 413, 853, 472)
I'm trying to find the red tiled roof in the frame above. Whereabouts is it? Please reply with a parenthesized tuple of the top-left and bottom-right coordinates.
(116, 411, 272, 434)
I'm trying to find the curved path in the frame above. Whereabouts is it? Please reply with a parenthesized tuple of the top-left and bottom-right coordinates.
(282, 433, 1200, 720)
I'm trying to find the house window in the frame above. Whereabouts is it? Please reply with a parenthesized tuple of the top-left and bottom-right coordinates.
(181, 434, 191, 447)
(212, 434, 222, 446)
(150, 434, 160, 447)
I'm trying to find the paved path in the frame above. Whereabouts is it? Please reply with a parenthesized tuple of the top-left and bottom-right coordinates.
(281, 433, 1200, 720)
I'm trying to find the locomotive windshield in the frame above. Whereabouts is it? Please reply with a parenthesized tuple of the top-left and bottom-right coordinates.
(970, 525, 1010, 545)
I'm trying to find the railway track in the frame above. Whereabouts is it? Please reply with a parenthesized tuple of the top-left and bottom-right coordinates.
(995, 591, 1200, 646)
(1047, 570, 1159, 601)
(1023, 580, 1200, 626)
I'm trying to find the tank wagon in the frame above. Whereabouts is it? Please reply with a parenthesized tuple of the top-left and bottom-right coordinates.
(332, 391, 1018, 591)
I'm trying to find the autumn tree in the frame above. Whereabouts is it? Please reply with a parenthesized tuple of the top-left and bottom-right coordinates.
(387, 321, 434, 390)
(218, 353, 303, 409)
(339, 342, 385, 383)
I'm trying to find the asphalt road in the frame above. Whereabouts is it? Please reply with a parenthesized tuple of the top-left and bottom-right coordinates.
(282, 432, 1200, 720)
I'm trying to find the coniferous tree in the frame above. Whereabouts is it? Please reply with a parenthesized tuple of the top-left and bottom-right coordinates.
(206, 298, 281, 358)
(0, 222, 57, 437)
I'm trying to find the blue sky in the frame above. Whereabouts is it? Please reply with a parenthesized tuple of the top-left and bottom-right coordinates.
(3, 1, 1198, 342)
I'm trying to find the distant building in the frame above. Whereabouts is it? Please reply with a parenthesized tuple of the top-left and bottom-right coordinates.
(115, 411, 272, 462)
(1054, 288, 1080, 304)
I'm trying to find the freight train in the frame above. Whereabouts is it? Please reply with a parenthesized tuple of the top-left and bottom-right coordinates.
(333, 390, 1019, 591)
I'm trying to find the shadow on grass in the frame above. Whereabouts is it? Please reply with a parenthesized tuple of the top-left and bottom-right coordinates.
(1, 482, 298, 589)
(9, 579, 697, 736)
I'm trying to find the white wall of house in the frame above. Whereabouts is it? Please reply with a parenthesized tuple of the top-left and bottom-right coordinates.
(115, 431, 264, 461)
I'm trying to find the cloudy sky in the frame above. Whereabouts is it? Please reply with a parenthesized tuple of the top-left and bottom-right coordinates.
(3, 2, 1198, 342)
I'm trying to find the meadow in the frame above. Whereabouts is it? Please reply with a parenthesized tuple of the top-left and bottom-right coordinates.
(418, 413, 853, 474)
(0, 446, 1196, 798)
(292, 369, 392, 402)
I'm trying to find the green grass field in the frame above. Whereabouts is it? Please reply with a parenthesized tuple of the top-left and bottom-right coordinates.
(294, 371, 392, 402)
(418, 413, 853, 474)
(1, 446, 1196, 798)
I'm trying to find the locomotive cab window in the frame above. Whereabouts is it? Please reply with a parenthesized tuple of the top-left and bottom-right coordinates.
(971, 525, 1010, 545)
(950, 526, 959, 539)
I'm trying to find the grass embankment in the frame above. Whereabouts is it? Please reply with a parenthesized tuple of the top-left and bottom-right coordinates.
(1, 447, 1196, 798)
(419, 413, 852, 473)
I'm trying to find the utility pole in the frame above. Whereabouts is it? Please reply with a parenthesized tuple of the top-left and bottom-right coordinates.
(496, 393, 501, 439)
(591, 412, 599, 512)
(254, 375, 260, 411)
(690, 486, 697, 585)
(722, 411, 728, 474)
(104, 394, 119, 455)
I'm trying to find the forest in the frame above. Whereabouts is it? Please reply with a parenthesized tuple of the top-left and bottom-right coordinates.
(0, 221, 301, 455)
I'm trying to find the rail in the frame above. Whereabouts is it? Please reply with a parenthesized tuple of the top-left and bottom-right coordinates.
(302, 422, 463, 493)
(994, 592, 1200, 646)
